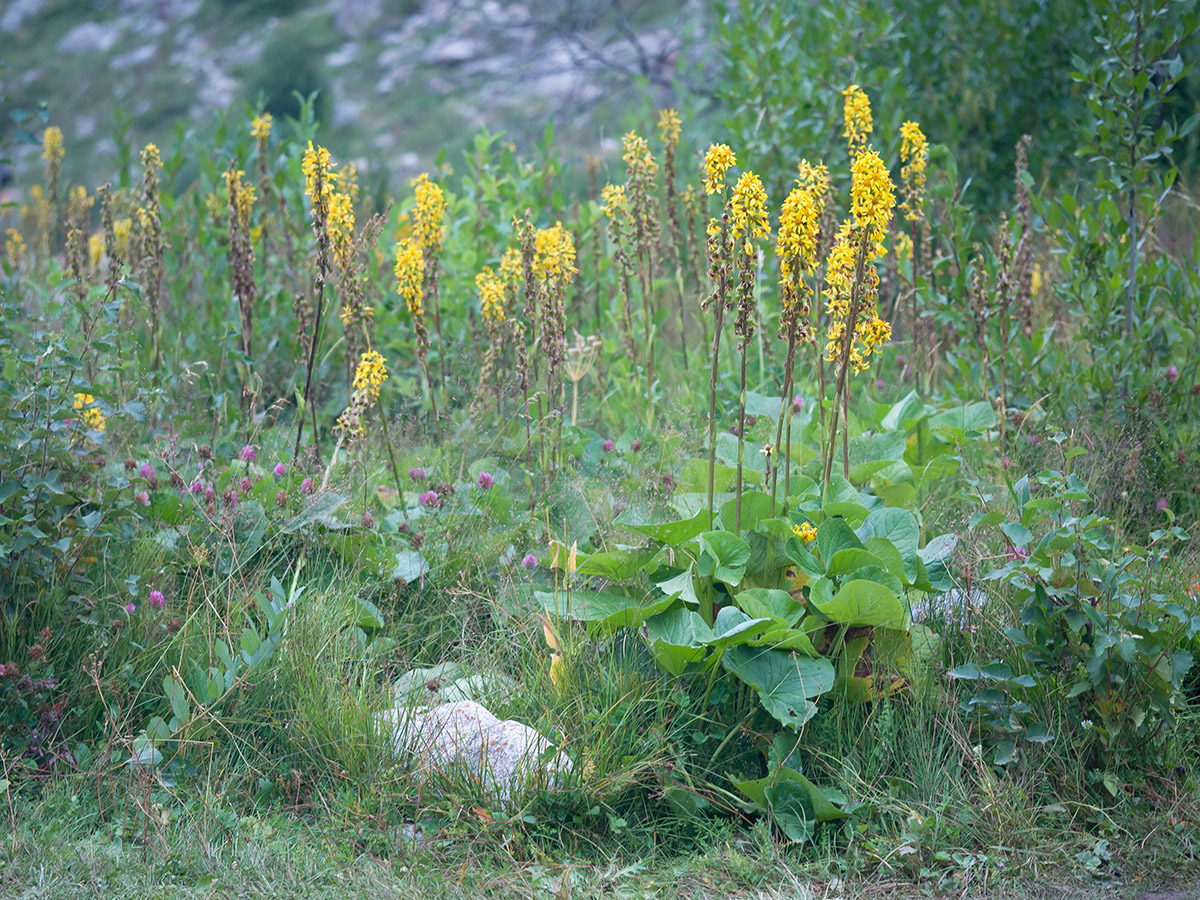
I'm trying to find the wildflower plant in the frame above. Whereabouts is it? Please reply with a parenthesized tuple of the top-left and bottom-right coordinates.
(136, 144, 165, 369)
(410, 173, 448, 401)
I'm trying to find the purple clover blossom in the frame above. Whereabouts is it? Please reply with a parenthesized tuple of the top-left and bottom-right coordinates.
(300, 477, 315, 495)
(148, 590, 165, 610)
(1156, 497, 1169, 511)
(409, 467, 427, 483)
(477, 471, 494, 490)
(1166, 364, 1179, 383)
(521, 553, 537, 569)
(419, 490, 440, 508)
(191, 480, 204, 495)
(602, 439, 615, 453)
(876, 379, 885, 390)
(273, 462, 287, 477)
(631, 438, 642, 452)
(793, 396, 805, 413)
(139, 463, 156, 482)
(135, 491, 150, 506)
(238, 444, 257, 462)
(124, 602, 136, 615)
(204, 486, 216, 502)
(239, 476, 253, 494)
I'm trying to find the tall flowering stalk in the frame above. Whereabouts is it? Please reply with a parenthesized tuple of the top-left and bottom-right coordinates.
(621, 131, 661, 394)
(226, 166, 257, 412)
(658, 108, 690, 369)
(701, 142, 737, 528)
(136, 144, 165, 370)
(821, 147, 895, 488)
(898, 120, 929, 393)
(395, 238, 438, 436)
(729, 170, 771, 530)
(599, 184, 636, 364)
(64, 186, 93, 307)
(773, 179, 820, 508)
(474, 248, 521, 413)
(42, 127, 63, 217)
(842, 85, 873, 158)
(533, 222, 576, 472)
(294, 141, 333, 462)
(411, 173, 448, 402)
(796, 160, 833, 438)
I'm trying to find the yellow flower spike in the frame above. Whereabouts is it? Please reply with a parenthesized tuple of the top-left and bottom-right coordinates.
(850, 147, 896, 245)
(621, 130, 658, 176)
(4, 228, 26, 260)
(599, 183, 628, 219)
(72, 393, 106, 432)
(301, 141, 333, 207)
(410, 173, 446, 255)
(842, 84, 873, 155)
(657, 108, 682, 146)
(702, 143, 736, 195)
(730, 170, 771, 248)
(533, 222, 577, 282)
(42, 127, 64, 163)
(899, 120, 929, 223)
(393, 240, 424, 316)
(351, 349, 388, 404)
(477, 265, 506, 322)
(250, 112, 272, 143)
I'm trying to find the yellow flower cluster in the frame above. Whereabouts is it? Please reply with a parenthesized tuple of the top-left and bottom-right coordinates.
(88, 233, 105, 268)
(224, 168, 256, 224)
(533, 222, 577, 283)
(301, 142, 332, 207)
(777, 184, 820, 314)
(499, 247, 522, 285)
(1031, 262, 1043, 296)
(250, 113, 272, 143)
(850, 148, 895, 245)
(411, 173, 446, 254)
(5, 228, 26, 260)
(796, 159, 830, 199)
(894, 230, 913, 263)
(792, 521, 817, 543)
(842, 84, 873, 155)
(477, 265, 506, 323)
(899, 120, 928, 223)
(621, 130, 658, 176)
(703, 143, 736, 195)
(657, 108, 681, 146)
(42, 127, 64, 163)
(730, 170, 770, 253)
(141, 143, 162, 173)
(822, 217, 890, 374)
(73, 393, 106, 432)
(327, 189, 355, 264)
(113, 218, 132, 258)
(394, 239, 424, 315)
(599, 183, 628, 219)
(352, 349, 388, 403)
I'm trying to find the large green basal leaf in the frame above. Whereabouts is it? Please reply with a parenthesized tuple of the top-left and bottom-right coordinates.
(737, 588, 805, 627)
(698, 530, 751, 586)
(646, 606, 713, 675)
(734, 765, 848, 824)
(614, 507, 710, 544)
(856, 507, 920, 582)
(723, 646, 835, 730)
(811, 579, 906, 629)
(538, 589, 675, 631)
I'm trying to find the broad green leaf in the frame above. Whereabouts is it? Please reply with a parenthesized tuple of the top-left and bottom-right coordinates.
(706, 606, 774, 649)
(646, 606, 713, 675)
(812, 579, 905, 628)
(698, 530, 751, 586)
(765, 780, 817, 842)
(615, 507, 710, 544)
(737, 588, 805, 626)
(575, 547, 660, 580)
(928, 401, 996, 437)
(391, 549, 427, 583)
(723, 646, 835, 730)
(733, 765, 847, 823)
(719, 490, 773, 533)
(280, 492, 349, 533)
(355, 597, 385, 630)
(816, 518, 864, 569)
(538, 589, 675, 631)
(826, 548, 888, 576)
(857, 508, 920, 581)
(652, 566, 700, 607)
